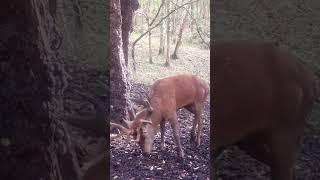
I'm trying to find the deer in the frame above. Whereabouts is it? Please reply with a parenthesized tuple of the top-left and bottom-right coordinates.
(212, 40, 320, 180)
(111, 74, 209, 158)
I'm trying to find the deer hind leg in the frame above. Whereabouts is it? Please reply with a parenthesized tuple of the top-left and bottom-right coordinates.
(160, 120, 166, 150)
(168, 112, 185, 158)
(195, 103, 204, 147)
(185, 104, 197, 144)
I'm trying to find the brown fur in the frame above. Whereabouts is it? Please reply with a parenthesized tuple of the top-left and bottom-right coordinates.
(213, 40, 319, 180)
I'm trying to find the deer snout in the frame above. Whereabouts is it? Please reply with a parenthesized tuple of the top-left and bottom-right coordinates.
(141, 145, 152, 154)
(139, 140, 153, 156)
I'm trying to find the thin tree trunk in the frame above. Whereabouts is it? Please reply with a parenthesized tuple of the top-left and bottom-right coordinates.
(190, 2, 194, 34)
(171, 8, 188, 59)
(148, 25, 153, 63)
(158, 1, 165, 55)
(165, 0, 171, 67)
(171, 4, 176, 44)
(147, 0, 152, 63)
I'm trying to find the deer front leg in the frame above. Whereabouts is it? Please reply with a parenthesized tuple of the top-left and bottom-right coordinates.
(169, 113, 185, 158)
(160, 120, 166, 150)
(190, 116, 197, 145)
(195, 107, 203, 147)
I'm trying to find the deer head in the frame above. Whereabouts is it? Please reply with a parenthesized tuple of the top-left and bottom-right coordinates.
(110, 100, 157, 154)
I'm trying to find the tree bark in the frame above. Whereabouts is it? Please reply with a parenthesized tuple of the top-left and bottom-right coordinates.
(171, 8, 188, 59)
(121, 0, 139, 65)
(110, 0, 138, 124)
(0, 0, 81, 179)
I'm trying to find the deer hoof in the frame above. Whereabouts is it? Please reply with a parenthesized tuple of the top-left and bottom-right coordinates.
(196, 139, 201, 147)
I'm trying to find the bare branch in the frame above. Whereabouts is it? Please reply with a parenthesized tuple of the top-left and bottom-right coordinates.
(131, 0, 200, 71)
(149, 0, 165, 26)
(170, 0, 209, 47)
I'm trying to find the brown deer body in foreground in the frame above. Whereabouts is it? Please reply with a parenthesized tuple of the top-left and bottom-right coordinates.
(112, 74, 209, 158)
(213, 40, 320, 180)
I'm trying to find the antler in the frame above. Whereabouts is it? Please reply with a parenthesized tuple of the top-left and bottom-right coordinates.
(128, 106, 136, 121)
(110, 122, 127, 141)
(122, 119, 133, 128)
(110, 122, 131, 134)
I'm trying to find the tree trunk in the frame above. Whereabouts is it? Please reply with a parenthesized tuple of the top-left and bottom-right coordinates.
(165, 0, 171, 67)
(148, 22, 153, 64)
(171, 4, 176, 44)
(158, 1, 165, 55)
(0, 0, 82, 179)
(121, 0, 139, 65)
(171, 8, 188, 59)
(110, 0, 138, 123)
(147, 0, 153, 64)
(190, 2, 194, 34)
(110, 0, 138, 176)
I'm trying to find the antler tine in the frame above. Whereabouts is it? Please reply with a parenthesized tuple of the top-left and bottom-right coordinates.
(110, 122, 130, 134)
(128, 106, 136, 121)
(145, 99, 151, 108)
(146, 94, 151, 104)
(110, 133, 122, 141)
(122, 118, 133, 128)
